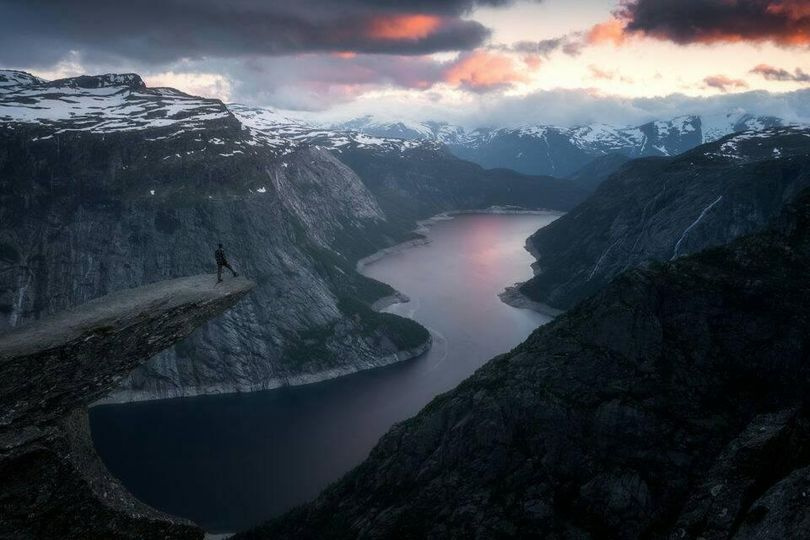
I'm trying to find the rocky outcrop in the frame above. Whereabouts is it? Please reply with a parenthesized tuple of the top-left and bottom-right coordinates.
(239, 191, 810, 539)
(0, 275, 254, 539)
(519, 127, 810, 310)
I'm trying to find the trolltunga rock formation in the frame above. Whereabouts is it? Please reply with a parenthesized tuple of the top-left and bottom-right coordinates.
(0, 274, 254, 539)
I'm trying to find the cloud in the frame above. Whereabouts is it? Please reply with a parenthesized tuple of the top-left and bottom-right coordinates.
(145, 72, 233, 101)
(617, 0, 810, 46)
(442, 50, 532, 92)
(367, 14, 444, 40)
(190, 47, 535, 110)
(0, 0, 541, 67)
(319, 86, 810, 129)
(589, 65, 616, 80)
(510, 35, 583, 57)
(750, 64, 810, 82)
(586, 19, 629, 46)
(704, 75, 749, 92)
(218, 54, 446, 109)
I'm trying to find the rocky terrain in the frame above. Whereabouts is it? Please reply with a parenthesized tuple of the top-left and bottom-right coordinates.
(518, 126, 810, 310)
(334, 113, 790, 177)
(239, 189, 810, 540)
(0, 274, 254, 539)
(0, 70, 581, 401)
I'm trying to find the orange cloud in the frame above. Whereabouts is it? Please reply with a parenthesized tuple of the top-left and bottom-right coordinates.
(368, 14, 443, 40)
(334, 51, 358, 59)
(444, 50, 530, 91)
(587, 19, 629, 45)
(704, 74, 749, 92)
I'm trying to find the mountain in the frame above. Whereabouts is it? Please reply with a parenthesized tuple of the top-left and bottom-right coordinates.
(518, 126, 810, 310)
(334, 113, 798, 178)
(240, 188, 810, 539)
(0, 71, 582, 402)
(0, 69, 45, 88)
(565, 153, 632, 192)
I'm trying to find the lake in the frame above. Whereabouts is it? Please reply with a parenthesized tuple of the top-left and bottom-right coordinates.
(89, 212, 560, 532)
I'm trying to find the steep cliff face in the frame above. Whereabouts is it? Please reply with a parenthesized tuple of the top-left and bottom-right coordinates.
(0, 123, 427, 402)
(241, 190, 810, 540)
(0, 275, 254, 539)
(0, 71, 581, 401)
(519, 127, 810, 310)
(0, 73, 433, 401)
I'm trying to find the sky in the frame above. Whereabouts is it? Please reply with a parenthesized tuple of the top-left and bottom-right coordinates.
(1, 0, 809, 127)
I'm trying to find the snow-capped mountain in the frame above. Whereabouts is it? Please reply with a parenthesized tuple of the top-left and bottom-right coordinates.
(0, 72, 234, 136)
(229, 105, 431, 155)
(0, 69, 45, 88)
(333, 113, 800, 177)
(699, 111, 784, 143)
(0, 70, 430, 157)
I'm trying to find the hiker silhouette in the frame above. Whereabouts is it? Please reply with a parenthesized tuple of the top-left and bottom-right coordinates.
(215, 243, 239, 283)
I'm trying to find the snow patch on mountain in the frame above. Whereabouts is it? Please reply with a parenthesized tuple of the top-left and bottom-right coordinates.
(0, 74, 231, 135)
(0, 70, 45, 88)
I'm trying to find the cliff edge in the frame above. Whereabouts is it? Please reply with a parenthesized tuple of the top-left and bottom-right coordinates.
(0, 274, 254, 539)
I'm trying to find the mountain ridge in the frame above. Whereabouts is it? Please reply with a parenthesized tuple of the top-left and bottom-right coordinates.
(517, 125, 810, 310)
(239, 187, 810, 539)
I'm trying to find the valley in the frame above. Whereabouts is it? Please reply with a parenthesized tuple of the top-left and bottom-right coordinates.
(2, 63, 810, 540)
(89, 212, 558, 532)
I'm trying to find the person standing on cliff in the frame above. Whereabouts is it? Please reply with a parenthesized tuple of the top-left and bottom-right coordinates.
(215, 243, 239, 283)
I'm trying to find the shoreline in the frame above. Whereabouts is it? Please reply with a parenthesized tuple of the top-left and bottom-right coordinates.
(95, 290, 426, 406)
(93, 337, 433, 406)
(96, 206, 559, 406)
(498, 285, 563, 318)
(497, 212, 564, 316)
(357, 206, 563, 273)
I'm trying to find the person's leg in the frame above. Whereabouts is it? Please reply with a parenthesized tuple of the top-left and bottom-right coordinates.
(226, 262, 238, 277)
(217, 264, 223, 282)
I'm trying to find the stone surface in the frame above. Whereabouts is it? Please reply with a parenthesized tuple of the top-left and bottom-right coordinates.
(0, 275, 254, 539)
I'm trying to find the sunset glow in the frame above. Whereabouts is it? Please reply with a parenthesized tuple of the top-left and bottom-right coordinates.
(4, 0, 809, 123)
(367, 14, 443, 40)
(444, 50, 529, 91)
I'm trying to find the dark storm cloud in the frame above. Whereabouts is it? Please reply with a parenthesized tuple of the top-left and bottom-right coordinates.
(751, 64, 810, 82)
(0, 0, 540, 67)
(618, 0, 810, 46)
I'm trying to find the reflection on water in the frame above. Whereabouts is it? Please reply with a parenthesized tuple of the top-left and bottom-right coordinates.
(89, 212, 560, 532)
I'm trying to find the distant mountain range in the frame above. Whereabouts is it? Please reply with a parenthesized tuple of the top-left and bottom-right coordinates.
(332, 113, 793, 177)
(3, 69, 789, 184)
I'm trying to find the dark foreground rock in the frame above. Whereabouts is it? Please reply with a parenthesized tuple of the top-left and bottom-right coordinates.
(239, 192, 810, 539)
(0, 275, 254, 539)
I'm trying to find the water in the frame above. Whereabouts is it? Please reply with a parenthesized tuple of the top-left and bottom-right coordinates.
(89, 212, 560, 532)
